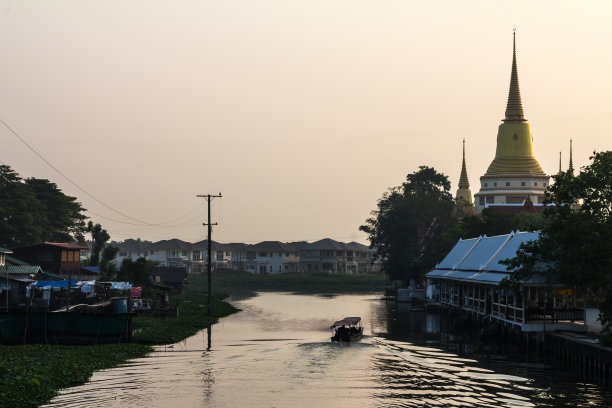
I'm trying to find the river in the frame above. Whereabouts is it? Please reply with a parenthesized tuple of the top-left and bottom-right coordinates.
(43, 291, 612, 407)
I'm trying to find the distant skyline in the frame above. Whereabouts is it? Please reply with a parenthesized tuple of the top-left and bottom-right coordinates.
(1, 1, 610, 245)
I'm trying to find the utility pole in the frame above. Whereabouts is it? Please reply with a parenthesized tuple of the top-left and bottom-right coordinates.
(197, 193, 222, 316)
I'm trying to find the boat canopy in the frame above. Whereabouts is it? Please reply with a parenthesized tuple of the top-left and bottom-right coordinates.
(331, 317, 361, 327)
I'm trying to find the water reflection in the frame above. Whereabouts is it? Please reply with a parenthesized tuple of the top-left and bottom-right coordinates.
(43, 292, 612, 407)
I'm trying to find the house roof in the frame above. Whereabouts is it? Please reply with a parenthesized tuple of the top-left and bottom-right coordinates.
(193, 240, 233, 251)
(5, 255, 29, 266)
(427, 231, 541, 284)
(80, 266, 101, 274)
(116, 239, 148, 253)
(14, 242, 88, 251)
(247, 241, 298, 252)
(1, 265, 44, 275)
(148, 239, 195, 252)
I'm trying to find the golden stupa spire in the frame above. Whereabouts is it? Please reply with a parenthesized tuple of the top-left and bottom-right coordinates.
(503, 29, 526, 123)
(458, 139, 470, 188)
(484, 30, 545, 176)
(568, 139, 574, 174)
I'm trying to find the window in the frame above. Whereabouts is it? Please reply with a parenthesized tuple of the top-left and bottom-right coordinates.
(258, 252, 267, 257)
(119, 251, 127, 257)
(493, 182, 497, 187)
(181, 251, 187, 257)
(506, 182, 510, 186)
(521, 182, 525, 186)
(534, 182, 538, 186)
(192, 252, 201, 261)
(543, 183, 547, 187)
(225, 251, 231, 257)
(479, 196, 485, 205)
(484, 182, 488, 187)
(507, 196, 526, 204)
(217, 251, 223, 259)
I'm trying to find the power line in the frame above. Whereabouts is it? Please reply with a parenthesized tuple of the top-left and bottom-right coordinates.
(0, 116, 203, 227)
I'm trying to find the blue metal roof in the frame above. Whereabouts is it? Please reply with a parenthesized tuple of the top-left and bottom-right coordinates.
(426, 231, 544, 285)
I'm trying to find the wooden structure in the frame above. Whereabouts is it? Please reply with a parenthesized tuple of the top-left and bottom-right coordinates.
(426, 231, 586, 333)
(12, 242, 87, 277)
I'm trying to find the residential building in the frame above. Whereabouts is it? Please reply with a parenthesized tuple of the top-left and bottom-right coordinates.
(245, 241, 299, 274)
(12, 242, 87, 277)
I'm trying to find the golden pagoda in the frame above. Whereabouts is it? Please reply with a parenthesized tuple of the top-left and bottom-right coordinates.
(474, 32, 550, 213)
(455, 139, 475, 219)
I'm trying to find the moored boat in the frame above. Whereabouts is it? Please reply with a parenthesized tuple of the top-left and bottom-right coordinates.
(331, 316, 363, 342)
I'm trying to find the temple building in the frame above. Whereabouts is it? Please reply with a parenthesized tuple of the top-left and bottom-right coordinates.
(473, 33, 550, 213)
(454, 139, 475, 219)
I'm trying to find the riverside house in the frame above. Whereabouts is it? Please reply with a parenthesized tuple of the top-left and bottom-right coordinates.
(426, 231, 587, 333)
(12, 242, 88, 278)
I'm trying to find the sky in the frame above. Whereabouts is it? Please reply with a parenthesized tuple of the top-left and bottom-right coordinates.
(1, 1, 611, 245)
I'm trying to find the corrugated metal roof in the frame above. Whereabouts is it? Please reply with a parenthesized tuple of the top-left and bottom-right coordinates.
(1, 265, 43, 275)
(426, 231, 544, 285)
(436, 238, 479, 269)
(486, 231, 539, 272)
(458, 235, 510, 271)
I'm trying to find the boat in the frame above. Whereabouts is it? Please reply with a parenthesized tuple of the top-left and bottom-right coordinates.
(331, 316, 363, 342)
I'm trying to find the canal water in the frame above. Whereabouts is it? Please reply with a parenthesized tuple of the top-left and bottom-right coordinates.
(44, 292, 612, 407)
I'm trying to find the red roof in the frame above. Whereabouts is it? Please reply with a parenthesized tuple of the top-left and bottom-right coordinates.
(43, 242, 88, 250)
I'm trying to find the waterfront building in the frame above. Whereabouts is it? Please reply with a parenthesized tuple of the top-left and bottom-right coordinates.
(473, 33, 550, 213)
(426, 231, 587, 333)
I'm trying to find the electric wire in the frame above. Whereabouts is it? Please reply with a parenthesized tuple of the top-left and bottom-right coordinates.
(0, 116, 204, 227)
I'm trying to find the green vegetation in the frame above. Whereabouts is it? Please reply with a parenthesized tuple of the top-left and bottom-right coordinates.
(503, 151, 612, 344)
(359, 165, 545, 285)
(209, 269, 387, 293)
(0, 276, 238, 407)
(0, 343, 151, 408)
(0, 164, 87, 248)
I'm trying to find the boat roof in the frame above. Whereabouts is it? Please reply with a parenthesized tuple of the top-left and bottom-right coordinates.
(331, 317, 361, 327)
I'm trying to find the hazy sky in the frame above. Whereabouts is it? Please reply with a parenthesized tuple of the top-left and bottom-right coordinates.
(1, 1, 611, 245)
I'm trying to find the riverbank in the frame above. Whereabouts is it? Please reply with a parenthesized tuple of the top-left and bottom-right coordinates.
(0, 280, 238, 408)
(211, 269, 387, 293)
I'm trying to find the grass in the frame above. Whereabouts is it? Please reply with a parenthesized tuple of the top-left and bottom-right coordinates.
(0, 278, 238, 408)
(0, 343, 152, 408)
(210, 269, 387, 293)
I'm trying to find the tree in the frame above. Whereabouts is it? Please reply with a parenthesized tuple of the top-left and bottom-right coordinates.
(118, 257, 155, 285)
(100, 244, 119, 279)
(0, 164, 87, 248)
(503, 151, 612, 341)
(87, 221, 110, 266)
(360, 166, 455, 283)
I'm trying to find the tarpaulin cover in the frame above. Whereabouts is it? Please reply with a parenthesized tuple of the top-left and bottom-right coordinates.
(110, 282, 132, 290)
(33, 280, 79, 288)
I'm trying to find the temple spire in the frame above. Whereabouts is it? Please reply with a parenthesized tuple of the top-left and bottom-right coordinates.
(458, 139, 470, 188)
(503, 30, 527, 123)
(568, 139, 574, 175)
(559, 152, 562, 174)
